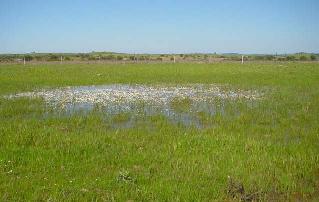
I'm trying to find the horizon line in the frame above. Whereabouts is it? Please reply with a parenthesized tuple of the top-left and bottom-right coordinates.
(0, 51, 318, 55)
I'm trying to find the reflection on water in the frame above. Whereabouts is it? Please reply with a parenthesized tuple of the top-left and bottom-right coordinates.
(60, 99, 253, 129)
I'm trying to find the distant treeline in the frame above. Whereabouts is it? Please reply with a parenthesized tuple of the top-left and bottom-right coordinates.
(0, 52, 317, 63)
(0, 53, 159, 62)
(250, 54, 317, 61)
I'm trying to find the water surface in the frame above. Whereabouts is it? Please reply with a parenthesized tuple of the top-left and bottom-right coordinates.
(6, 84, 262, 128)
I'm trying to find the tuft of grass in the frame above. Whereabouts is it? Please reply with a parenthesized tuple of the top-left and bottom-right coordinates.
(170, 97, 192, 113)
(111, 113, 131, 123)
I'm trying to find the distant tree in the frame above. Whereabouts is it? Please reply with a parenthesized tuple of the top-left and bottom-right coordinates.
(24, 55, 33, 61)
(116, 55, 123, 60)
(48, 54, 59, 61)
(0, 56, 6, 62)
(88, 56, 96, 60)
(35, 55, 45, 61)
(265, 55, 275, 60)
(299, 55, 308, 61)
(144, 55, 150, 60)
(230, 56, 241, 61)
(310, 55, 317, 61)
(78, 54, 89, 60)
(286, 56, 295, 61)
(103, 55, 115, 60)
(64, 56, 71, 61)
(254, 56, 264, 60)
(129, 55, 135, 60)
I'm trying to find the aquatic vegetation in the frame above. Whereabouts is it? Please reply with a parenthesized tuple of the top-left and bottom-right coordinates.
(170, 97, 193, 113)
(5, 84, 262, 128)
(5, 84, 262, 107)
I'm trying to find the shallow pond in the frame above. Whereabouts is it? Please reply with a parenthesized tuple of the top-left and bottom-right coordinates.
(6, 84, 262, 128)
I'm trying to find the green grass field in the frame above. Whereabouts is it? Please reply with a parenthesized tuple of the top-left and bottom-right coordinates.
(0, 63, 319, 201)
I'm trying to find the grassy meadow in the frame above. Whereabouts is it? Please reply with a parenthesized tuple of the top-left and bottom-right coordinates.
(0, 62, 319, 201)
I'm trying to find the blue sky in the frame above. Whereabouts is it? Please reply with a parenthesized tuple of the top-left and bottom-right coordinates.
(0, 0, 318, 54)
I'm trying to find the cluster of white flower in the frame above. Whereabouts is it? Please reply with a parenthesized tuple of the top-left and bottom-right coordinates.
(6, 84, 262, 109)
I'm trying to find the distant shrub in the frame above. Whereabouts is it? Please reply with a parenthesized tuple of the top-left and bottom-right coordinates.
(310, 55, 317, 61)
(48, 54, 59, 61)
(34, 56, 43, 61)
(116, 55, 123, 60)
(64, 56, 71, 61)
(0, 56, 13, 62)
(24, 55, 33, 61)
(253, 55, 274, 61)
(277, 57, 286, 61)
(79, 54, 89, 60)
(265, 55, 275, 60)
(191, 55, 196, 59)
(83, 54, 90, 59)
(254, 56, 264, 60)
(144, 55, 150, 60)
(103, 55, 115, 60)
(286, 56, 295, 61)
(230, 56, 241, 61)
(129, 56, 135, 60)
(88, 56, 96, 60)
(299, 55, 308, 61)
